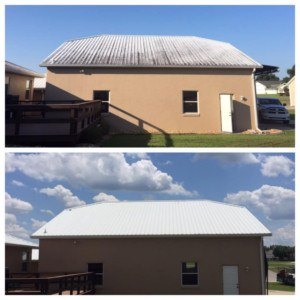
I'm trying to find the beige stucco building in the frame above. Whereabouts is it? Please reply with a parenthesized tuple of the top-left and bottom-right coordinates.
(5, 61, 44, 102)
(41, 35, 263, 134)
(5, 234, 39, 274)
(32, 200, 271, 295)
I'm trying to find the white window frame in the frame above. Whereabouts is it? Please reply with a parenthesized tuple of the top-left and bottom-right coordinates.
(181, 261, 199, 287)
(182, 90, 199, 115)
(93, 90, 110, 115)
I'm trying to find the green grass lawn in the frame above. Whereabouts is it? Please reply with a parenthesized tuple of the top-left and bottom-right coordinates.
(268, 282, 295, 292)
(101, 131, 294, 147)
(268, 261, 295, 273)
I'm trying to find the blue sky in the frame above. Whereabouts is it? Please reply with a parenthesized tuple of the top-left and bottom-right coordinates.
(5, 5, 294, 78)
(5, 153, 295, 246)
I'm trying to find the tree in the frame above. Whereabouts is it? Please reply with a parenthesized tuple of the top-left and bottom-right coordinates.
(256, 73, 280, 81)
(282, 65, 295, 83)
(272, 245, 295, 260)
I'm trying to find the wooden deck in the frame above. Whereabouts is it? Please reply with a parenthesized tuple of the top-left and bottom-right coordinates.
(5, 272, 96, 295)
(5, 100, 101, 145)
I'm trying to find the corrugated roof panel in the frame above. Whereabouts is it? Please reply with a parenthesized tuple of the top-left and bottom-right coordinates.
(32, 200, 271, 239)
(40, 35, 262, 68)
(6, 233, 39, 248)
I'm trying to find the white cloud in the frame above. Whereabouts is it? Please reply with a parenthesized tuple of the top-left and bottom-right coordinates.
(260, 155, 295, 177)
(11, 180, 26, 187)
(5, 192, 33, 214)
(5, 213, 17, 224)
(6, 153, 192, 196)
(93, 193, 119, 203)
(40, 185, 86, 208)
(31, 218, 47, 230)
(5, 213, 29, 239)
(224, 185, 295, 220)
(192, 153, 260, 165)
(40, 209, 55, 217)
(126, 153, 150, 160)
(264, 222, 295, 246)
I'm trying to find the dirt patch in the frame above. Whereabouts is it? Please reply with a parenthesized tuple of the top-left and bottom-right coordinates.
(242, 129, 283, 135)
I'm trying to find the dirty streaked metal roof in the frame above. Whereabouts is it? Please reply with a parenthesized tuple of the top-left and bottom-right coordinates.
(6, 233, 39, 248)
(31, 200, 271, 239)
(5, 61, 44, 78)
(40, 35, 262, 69)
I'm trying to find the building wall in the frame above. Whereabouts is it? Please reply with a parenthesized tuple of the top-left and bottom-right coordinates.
(256, 82, 266, 95)
(5, 245, 38, 273)
(5, 72, 34, 101)
(45, 67, 257, 133)
(38, 236, 264, 295)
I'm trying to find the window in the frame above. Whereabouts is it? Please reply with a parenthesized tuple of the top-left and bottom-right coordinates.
(183, 91, 198, 114)
(25, 80, 32, 100)
(93, 90, 110, 113)
(5, 76, 10, 96)
(88, 263, 103, 286)
(181, 262, 198, 286)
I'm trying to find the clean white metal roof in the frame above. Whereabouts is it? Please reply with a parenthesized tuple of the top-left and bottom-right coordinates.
(6, 233, 39, 248)
(33, 77, 46, 89)
(32, 200, 271, 239)
(5, 61, 44, 78)
(40, 35, 262, 69)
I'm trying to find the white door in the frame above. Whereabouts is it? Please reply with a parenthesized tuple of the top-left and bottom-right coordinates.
(223, 266, 239, 295)
(220, 94, 233, 133)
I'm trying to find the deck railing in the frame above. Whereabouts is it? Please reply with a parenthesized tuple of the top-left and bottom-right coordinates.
(5, 272, 96, 295)
(5, 100, 101, 144)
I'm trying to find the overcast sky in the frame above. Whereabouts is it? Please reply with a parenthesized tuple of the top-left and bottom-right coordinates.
(5, 5, 295, 78)
(5, 153, 295, 246)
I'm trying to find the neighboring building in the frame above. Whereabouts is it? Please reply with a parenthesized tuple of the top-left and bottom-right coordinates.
(255, 81, 281, 95)
(40, 34, 263, 133)
(265, 249, 275, 261)
(5, 234, 39, 274)
(32, 200, 271, 295)
(287, 76, 295, 107)
(277, 82, 288, 95)
(33, 76, 47, 101)
(5, 61, 44, 103)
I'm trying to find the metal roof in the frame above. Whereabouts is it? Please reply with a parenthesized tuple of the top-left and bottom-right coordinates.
(32, 200, 271, 239)
(6, 233, 39, 248)
(5, 61, 44, 78)
(40, 35, 262, 69)
(34, 77, 46, 89)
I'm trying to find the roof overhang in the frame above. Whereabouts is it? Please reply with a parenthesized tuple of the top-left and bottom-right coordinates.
(255, 64, 279, 76)
(5, 243, 39, 248)
(32, 233, 272, 239)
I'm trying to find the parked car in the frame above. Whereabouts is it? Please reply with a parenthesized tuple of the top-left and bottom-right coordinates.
(257, 98, 290, 124)
(276, 269, 295, 286)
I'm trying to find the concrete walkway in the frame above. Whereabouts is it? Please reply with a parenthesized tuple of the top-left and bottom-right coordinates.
(268, 270, 277, 282)
(269, 290, 294, 295)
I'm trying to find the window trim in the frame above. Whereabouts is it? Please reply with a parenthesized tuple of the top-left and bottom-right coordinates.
(25, 80, 32, 101)
(181, 261, 199, 287)
(87, 262, 104, 287)
(182, 90, 199, 115)
(93, 90, 110, 115)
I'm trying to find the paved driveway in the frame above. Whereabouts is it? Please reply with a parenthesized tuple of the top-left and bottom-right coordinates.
(259, 121, 294, 131)
(268, 270, 277, 282)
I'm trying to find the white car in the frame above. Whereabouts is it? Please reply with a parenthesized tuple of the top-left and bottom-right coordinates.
(257, 98, 290, 124)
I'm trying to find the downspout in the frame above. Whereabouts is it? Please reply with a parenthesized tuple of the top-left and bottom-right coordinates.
(260, 237, 266, 295)
(252, 69, 261, 132)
